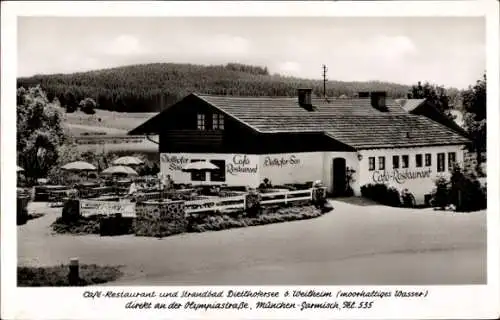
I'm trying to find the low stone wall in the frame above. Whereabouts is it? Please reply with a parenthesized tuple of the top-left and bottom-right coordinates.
(17, 195, 30, 225)
(134, 200, 186, 237)
(312, 187, 327, 206)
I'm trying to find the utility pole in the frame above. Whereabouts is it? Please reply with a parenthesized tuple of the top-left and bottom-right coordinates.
(322, 64, 328, 98)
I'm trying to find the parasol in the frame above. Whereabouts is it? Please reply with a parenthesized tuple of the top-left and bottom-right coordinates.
(182, 161, 219, 171)
(112, 156, 144, 166)
(182, 161, 219, 185)
(61, 161, 97, 171)
(101, 165, 138, 176)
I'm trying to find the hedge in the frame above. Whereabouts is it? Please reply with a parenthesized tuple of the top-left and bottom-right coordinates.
(360, 183, 401, 207)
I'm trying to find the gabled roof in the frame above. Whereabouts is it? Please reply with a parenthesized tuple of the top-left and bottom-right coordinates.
(397, 98, 427, 112)
(129, 93, 470, 150)
(241, 114, 469, 149)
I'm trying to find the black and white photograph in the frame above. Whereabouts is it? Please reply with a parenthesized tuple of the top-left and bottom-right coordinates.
(2, 1, 499, 319)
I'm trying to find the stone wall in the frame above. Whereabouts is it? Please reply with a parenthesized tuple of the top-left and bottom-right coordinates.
(312, 187, 327, 206)
(17, 195, 30, 225)
(134, 200, 187, 237)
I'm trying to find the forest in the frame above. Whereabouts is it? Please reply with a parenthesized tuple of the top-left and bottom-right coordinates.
(17, 62, 417, 113)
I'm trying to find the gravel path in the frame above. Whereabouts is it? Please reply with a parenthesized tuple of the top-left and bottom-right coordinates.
(18, 199, 486, 285)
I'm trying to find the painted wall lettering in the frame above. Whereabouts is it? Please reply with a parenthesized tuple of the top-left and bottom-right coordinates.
(160, 155, 190, 171)
(372, 168, 432, 184)
(226, 155, 258, 175)
(263, 155, 300, 168)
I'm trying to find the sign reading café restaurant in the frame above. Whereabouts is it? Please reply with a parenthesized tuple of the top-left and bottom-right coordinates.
(372, 168, 433, 184)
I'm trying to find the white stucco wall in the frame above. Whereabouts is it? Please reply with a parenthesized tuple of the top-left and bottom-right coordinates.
(258, 152, 324, 186)
(160, 153, 260, 187)
(358, 145, 466, 203)
(161, 145, 466, 204)
(322, 152, 359, 194)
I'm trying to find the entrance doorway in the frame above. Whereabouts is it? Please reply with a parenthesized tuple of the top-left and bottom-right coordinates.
(332, 158, 347, 197)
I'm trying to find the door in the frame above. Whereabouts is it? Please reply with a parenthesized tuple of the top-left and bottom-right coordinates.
(332, 158, 347, 197)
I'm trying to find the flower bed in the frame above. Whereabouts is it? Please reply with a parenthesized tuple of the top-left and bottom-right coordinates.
(52, 214, 135, 236)
(52, 214, 103, 235)
(18, 264, 123, 287)
(187, 204, 325, 233)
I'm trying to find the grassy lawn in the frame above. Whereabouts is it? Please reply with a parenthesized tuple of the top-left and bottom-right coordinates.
(61, 108, 155, 132)
(18, 264, 123, 287)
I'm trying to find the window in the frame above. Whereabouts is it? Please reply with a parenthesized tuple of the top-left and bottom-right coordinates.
(415, 154, 423, 168)
(368, 157, 376, 171)
(425, 153, 432, 167)
(378, 156, 385, 170)
(437, 153, 445, 172)
(197, 114, 205, 130)
(448, 152, 456, 169)
(212, 113, 225, 130)
(402, 155, 409, 168)
(190, 160, 206, 181)
(393, 155, 400, 169)
(209, 160, 226, 182)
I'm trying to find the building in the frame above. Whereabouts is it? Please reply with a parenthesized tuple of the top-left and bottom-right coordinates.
(397, 98, 469, 137)
(130, 89, 470, 204)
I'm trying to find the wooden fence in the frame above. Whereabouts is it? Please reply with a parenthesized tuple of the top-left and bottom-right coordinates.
(184, 189, 313, 214)
(79, 188, 315, 217)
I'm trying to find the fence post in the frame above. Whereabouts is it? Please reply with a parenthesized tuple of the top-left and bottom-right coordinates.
(68, 257, 79, 286)
(285, 192, 288, 205)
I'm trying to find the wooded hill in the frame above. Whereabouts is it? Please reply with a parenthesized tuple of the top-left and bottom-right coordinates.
(17, 62, 414, 113)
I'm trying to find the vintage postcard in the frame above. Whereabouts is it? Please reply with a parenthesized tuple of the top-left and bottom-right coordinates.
(1, 1, 499, 319)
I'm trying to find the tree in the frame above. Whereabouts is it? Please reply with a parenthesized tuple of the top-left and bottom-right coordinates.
(17, 86, 67, 182)
(79, 97, 97, 114)
(462, 73, 486, 172)
(409, 81, 455, 121)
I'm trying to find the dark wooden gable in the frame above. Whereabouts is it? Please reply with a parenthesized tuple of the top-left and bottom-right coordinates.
(410, 101, 469, 138)
(131, 93, 357, 154)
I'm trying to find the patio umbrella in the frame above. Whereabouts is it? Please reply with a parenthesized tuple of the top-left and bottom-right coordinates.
(61, 161, 97, 172)
(101, 165, 138, 176)
(112, 156, 144, 166)
(182, 161, 219, 185)
(17, 166, 24, 172)
(182, 161, 219, 171)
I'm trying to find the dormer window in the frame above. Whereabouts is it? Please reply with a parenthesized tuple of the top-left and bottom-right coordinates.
(212, 113, 224, 130)
(197, 113, 205, 130)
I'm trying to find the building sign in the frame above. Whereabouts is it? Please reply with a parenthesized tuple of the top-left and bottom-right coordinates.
(226, 155, 258, 175)
(80, 200, 136, 217)
(372, 168, 432, 184)
(160, 155, 190, 171)
(263, 155, 301, 168)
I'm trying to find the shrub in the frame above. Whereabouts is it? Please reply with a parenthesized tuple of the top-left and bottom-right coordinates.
(79, 98, 97, 115)
(66, 104, 77, 113)
(360, 183, 401, 207)
(449, 166, 487, 212)
(431, 166, 487, 212)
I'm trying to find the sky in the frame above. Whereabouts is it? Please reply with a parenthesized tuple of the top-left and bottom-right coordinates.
(17, 17, 485, 89)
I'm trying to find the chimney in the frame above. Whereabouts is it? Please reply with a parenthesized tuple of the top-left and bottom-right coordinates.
(297, 88, 314, 111)
(370, 91, 387, 111)
(358, 91, 370, 98)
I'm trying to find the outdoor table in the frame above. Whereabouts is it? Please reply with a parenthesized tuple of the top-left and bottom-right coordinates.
(34, 185, 69, 201)
(90, 186, 115, 196)
(48, 189, 74, 207)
